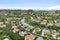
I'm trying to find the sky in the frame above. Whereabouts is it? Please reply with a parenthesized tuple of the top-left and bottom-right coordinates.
(0, 0, 60, 10)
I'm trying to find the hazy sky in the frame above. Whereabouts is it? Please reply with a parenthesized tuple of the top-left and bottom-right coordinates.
(0, 0, 60, 10)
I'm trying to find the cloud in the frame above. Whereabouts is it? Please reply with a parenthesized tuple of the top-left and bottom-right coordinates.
(0, 6, 35, 10)
(0, 6, 43, 10)
(0, 7, 24, 9)
(0, 6, 60, 10)
(46, 6, 60, 10)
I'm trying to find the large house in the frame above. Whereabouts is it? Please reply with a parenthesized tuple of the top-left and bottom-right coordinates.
(41, 28, 50, 36)
(12, 26, 20, 33)
(25, 34, 35, 40)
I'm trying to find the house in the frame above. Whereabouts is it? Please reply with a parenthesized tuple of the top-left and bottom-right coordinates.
(24, 23, 34, 29)
(6, 18, 13, 22)
(52, 30, 58, 39)
(30, 16, 40, 22)
(45, 17, 52, 19)
(58, 36, 60, 40)
(54, 20, 57, 23)
(37, 17, 41, 20)
(47, 23, 53, 26)
(30, 17, 34, 20)
(3, 35, 9, 40)
(13, 28, 20, 33)
(21, 21, 34, 29)
(5, 21, 9, 23)
(11, 21, 16, 23)
(54, 24, 59, 26)
(0, 24, 6, 28)
(12, 26, 20, 33)
(41, 20, 47, 25)
(54, 20, 60, 26)
(0, 30, 2, 33)
(37, 17, 40, 19)
(57, 22, 60, 26)
(41, 28, 50, 36)
(0, 22, 4, 24)
(47, 20, 54, 26)
(19, 31, 26, 36)
(25, 34, 35, 40)
(33, 27, 41, 34)
(6, 18, 10, 21)
(0, 22, 6, 28)
(20, 17, 25, 26)
(4, 38, 9, 40)
(36, 37, 44, 40)
(12, 25, 17, 29)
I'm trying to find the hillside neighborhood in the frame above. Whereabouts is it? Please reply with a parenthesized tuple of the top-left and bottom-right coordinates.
(0, 10, 60, 40)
